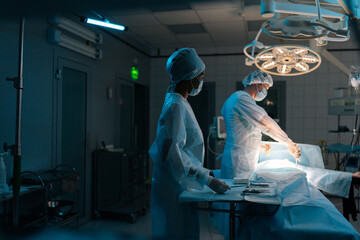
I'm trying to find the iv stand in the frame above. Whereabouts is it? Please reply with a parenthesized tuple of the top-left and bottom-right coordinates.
(3, 17, 25, 228)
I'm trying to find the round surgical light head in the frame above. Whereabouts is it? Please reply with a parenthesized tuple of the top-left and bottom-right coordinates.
(255, 45, 321, 76)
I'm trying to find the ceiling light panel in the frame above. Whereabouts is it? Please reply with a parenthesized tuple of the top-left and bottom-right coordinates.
(101, 8, 150, 16)
(177, 33, 214, 47)
(204, 21, 246, 33)
(153, 10, 201, 25)
(148, 2, 192, 12)
(190, 1, 242, 10)
(168, 24, 206, 35)
(112, 14, 161, 26)
(131, 25, 172, 37)
(210, 32, 247, 43)
(142, 35, 180, 47)
(197, 8, 243, 23)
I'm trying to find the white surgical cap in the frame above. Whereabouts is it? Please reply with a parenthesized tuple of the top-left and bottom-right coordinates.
(242, 70, 273, 87)
(166, 48, 205, 83)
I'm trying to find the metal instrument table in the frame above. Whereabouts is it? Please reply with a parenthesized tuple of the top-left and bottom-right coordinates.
(179, 180, 280, 240)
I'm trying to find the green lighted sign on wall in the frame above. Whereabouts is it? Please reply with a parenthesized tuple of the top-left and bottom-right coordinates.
(131, 67, 139, 80)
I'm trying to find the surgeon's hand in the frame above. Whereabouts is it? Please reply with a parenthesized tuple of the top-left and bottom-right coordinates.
(353, 172, 360, 178)
(286, 139, 301, 161)
(260, 143, 271, 156)
(208, 178, 231, 194)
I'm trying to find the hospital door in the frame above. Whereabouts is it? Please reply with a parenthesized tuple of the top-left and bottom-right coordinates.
(116, 80, 149, 151)
(58, 62, 87, 219)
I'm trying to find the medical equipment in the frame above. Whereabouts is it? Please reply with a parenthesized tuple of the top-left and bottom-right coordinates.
(242, 188, 272, 195)
(243, 30, 322, 76)
(243, 181, 277, 196)
(234, 178, 248, 184)
(255, 45, 322, 76)
(206, 116, 226, 157)
(249, 182, 270, 187)
(213, 116, 226, 140)
(244, 0, 355, 76)
(350, 65, 360, 92)
(262, 14, 350, 42)
(328, 97, 360, 115)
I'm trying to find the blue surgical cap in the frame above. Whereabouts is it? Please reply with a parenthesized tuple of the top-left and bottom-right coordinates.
(166, 48, 205, 83)
(242, 70, 274, 87)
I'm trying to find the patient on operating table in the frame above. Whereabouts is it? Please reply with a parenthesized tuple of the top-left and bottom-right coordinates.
(213, 142, 360, 240)
(258, 141, 360, 198)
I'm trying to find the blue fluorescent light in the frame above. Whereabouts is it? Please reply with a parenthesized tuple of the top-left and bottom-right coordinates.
(83, 18, 128, 31)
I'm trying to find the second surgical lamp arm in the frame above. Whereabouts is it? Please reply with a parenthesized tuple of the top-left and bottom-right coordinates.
(243, 28, 271, 65)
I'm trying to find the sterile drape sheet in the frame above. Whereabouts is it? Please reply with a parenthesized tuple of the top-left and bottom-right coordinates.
(211, 142, 359, 239)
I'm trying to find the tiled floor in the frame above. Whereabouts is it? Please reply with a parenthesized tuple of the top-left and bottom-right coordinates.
(77, 195, 360, 240)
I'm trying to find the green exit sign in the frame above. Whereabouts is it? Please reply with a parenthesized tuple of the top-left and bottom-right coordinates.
(131, 67, 139, 80)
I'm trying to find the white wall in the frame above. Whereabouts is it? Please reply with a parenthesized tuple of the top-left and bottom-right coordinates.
(149, 48, 360, 170)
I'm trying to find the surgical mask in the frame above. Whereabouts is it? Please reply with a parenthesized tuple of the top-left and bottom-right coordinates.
(189, 77, 203, 96)
(255, 85, 267, 101)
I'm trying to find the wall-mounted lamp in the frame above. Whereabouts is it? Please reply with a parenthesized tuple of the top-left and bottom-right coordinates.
(81, 18, 128, 31)
(48, 15, 102, 44)
(47, 28, 102, 59)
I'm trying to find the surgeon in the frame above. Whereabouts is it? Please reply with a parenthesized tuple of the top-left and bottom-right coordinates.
(221, 70, 301, 179)
(149, 48, 230, 240)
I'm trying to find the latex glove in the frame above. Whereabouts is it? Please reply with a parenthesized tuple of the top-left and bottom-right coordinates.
(286, 139, 301, 161)
(259, 143, 271, 156)
(353, 172, 360, 178)
(208, 178, 231, 194)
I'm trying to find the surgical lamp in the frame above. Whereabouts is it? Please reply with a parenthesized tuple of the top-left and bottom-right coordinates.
(260, 0, 350, 45)
(262, 15, 350, 44)
(243, 29, 321, 76)
(81, 18, 128, 32)
(243, 0, 353, 76)
(255, 45, 321, 76)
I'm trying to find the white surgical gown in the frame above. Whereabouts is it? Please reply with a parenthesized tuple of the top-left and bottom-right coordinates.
(221, 90, 289, 179)
(149, 93, 209, 240)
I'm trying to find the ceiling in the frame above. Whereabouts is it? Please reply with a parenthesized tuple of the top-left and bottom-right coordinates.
(88, 0, 286, 56)
(3, 0, 359, 56)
